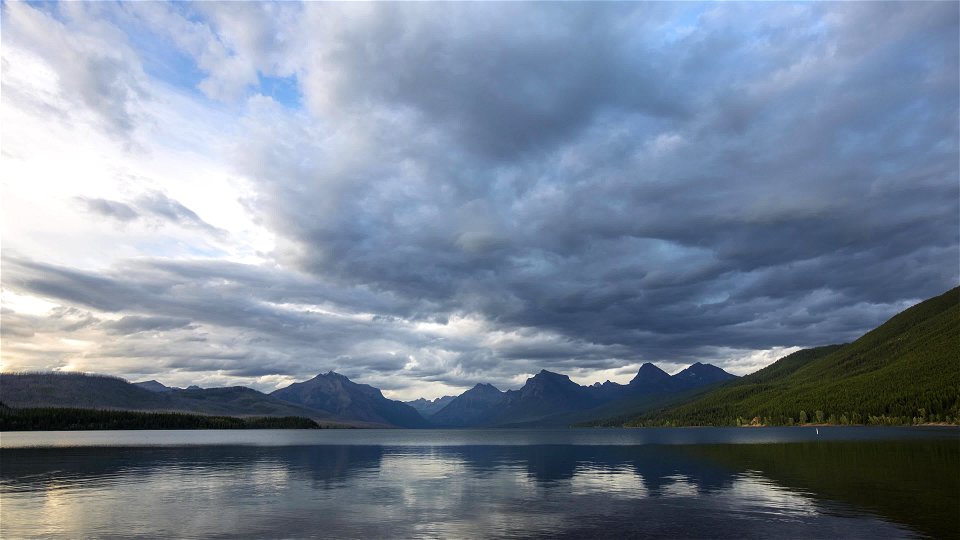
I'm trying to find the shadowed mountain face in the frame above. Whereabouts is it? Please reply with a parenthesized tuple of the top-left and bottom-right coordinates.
(430, 383, 505, 427)
(491, 370, 604, 426)
(431, 371, 612, 427)
(671, 362, 738, 389)
(630, 363, 673, 387)
(270, 372, 429, 428)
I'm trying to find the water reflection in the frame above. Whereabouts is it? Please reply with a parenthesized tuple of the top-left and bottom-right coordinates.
(2, 440, 955, 538)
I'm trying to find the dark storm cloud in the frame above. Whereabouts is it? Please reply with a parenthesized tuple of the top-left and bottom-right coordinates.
(305, 3, 686, 160)
(3, 2, 957, 394)
(245, 2, 957, 368)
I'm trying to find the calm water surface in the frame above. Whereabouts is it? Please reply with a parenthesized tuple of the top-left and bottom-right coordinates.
(2, 427, 957, 538)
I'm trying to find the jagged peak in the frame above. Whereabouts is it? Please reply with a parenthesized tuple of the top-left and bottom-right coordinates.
(469, 382, 502, 393)
(673, 362, 736, 381)
(306, 370, 347, 381)
(638, 363, 667, 372)
(532, 369, 569, 379)
(677, 362, 722, 373)
(630, 362, 671, 384)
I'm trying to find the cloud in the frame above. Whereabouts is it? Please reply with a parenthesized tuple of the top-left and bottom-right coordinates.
(102, 315, 193, 335)
(2, 1, 149, 138)
(120, 1, 303, 101)
(76, 192, 226, 237)
(297, 3, 689, 160)
(247, 2, 956, 389)
(78, 198, 140, 222)
(134, 191, 227, 236)
(1, 2, 957, 399)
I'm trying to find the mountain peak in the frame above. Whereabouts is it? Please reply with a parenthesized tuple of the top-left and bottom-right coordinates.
(525, 370, 579, 391)
(466, 382, 503, 396)
(429, 381, 506, 427)
(629, 363, 671, 385)
(672, 363, 736, 385)
(532, 369, 569, 380)
(271, 371, 428, 427)
(303, 371, 352, 384)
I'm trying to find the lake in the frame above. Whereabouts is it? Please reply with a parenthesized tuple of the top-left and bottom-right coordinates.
(1, 427, 957, 538)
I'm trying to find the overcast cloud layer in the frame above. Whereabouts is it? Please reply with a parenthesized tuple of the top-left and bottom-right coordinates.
(2, 2, 957, 399)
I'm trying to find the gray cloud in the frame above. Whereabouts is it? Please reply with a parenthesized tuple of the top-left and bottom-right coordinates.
(2, 2, 957, 397)
(241, 3, 957, 353)
(102, 315, 193, 335)
(134, 191, 226, 236)
(300, 3, 687, 160)
(2, 1, 148, 138)
(77, 192, 225, 236)
(78, 198, 140, 222)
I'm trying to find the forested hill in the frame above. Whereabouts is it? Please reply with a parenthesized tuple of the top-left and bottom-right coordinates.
(623, 287, 959, 427)
(0, 405, 320, 430)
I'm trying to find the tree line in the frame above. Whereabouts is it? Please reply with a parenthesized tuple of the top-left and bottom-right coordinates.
(0, 404, 320, 430)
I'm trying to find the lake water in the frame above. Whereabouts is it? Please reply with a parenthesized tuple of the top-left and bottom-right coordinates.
(1, 427, 957, 538)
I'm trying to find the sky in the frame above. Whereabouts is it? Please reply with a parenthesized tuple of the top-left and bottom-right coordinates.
(1, 1, 957, 401)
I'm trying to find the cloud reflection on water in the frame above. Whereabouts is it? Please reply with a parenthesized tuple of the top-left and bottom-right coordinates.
(2, 442, 931, 538)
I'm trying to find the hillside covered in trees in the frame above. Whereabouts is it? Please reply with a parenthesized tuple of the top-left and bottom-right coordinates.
(617, 287, 959, 427)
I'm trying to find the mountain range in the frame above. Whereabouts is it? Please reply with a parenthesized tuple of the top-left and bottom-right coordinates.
(2, 287, 955, 429)
(0, 361, 736, 429)
(427, 363, 737, 427)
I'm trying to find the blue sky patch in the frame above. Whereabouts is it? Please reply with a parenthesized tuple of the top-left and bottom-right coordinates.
(256, 74, 301, 109)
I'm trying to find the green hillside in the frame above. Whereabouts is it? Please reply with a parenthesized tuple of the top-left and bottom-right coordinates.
(624, 287, 960, 427)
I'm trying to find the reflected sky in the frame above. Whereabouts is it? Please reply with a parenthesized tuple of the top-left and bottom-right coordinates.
(4, 435, 955, 539)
